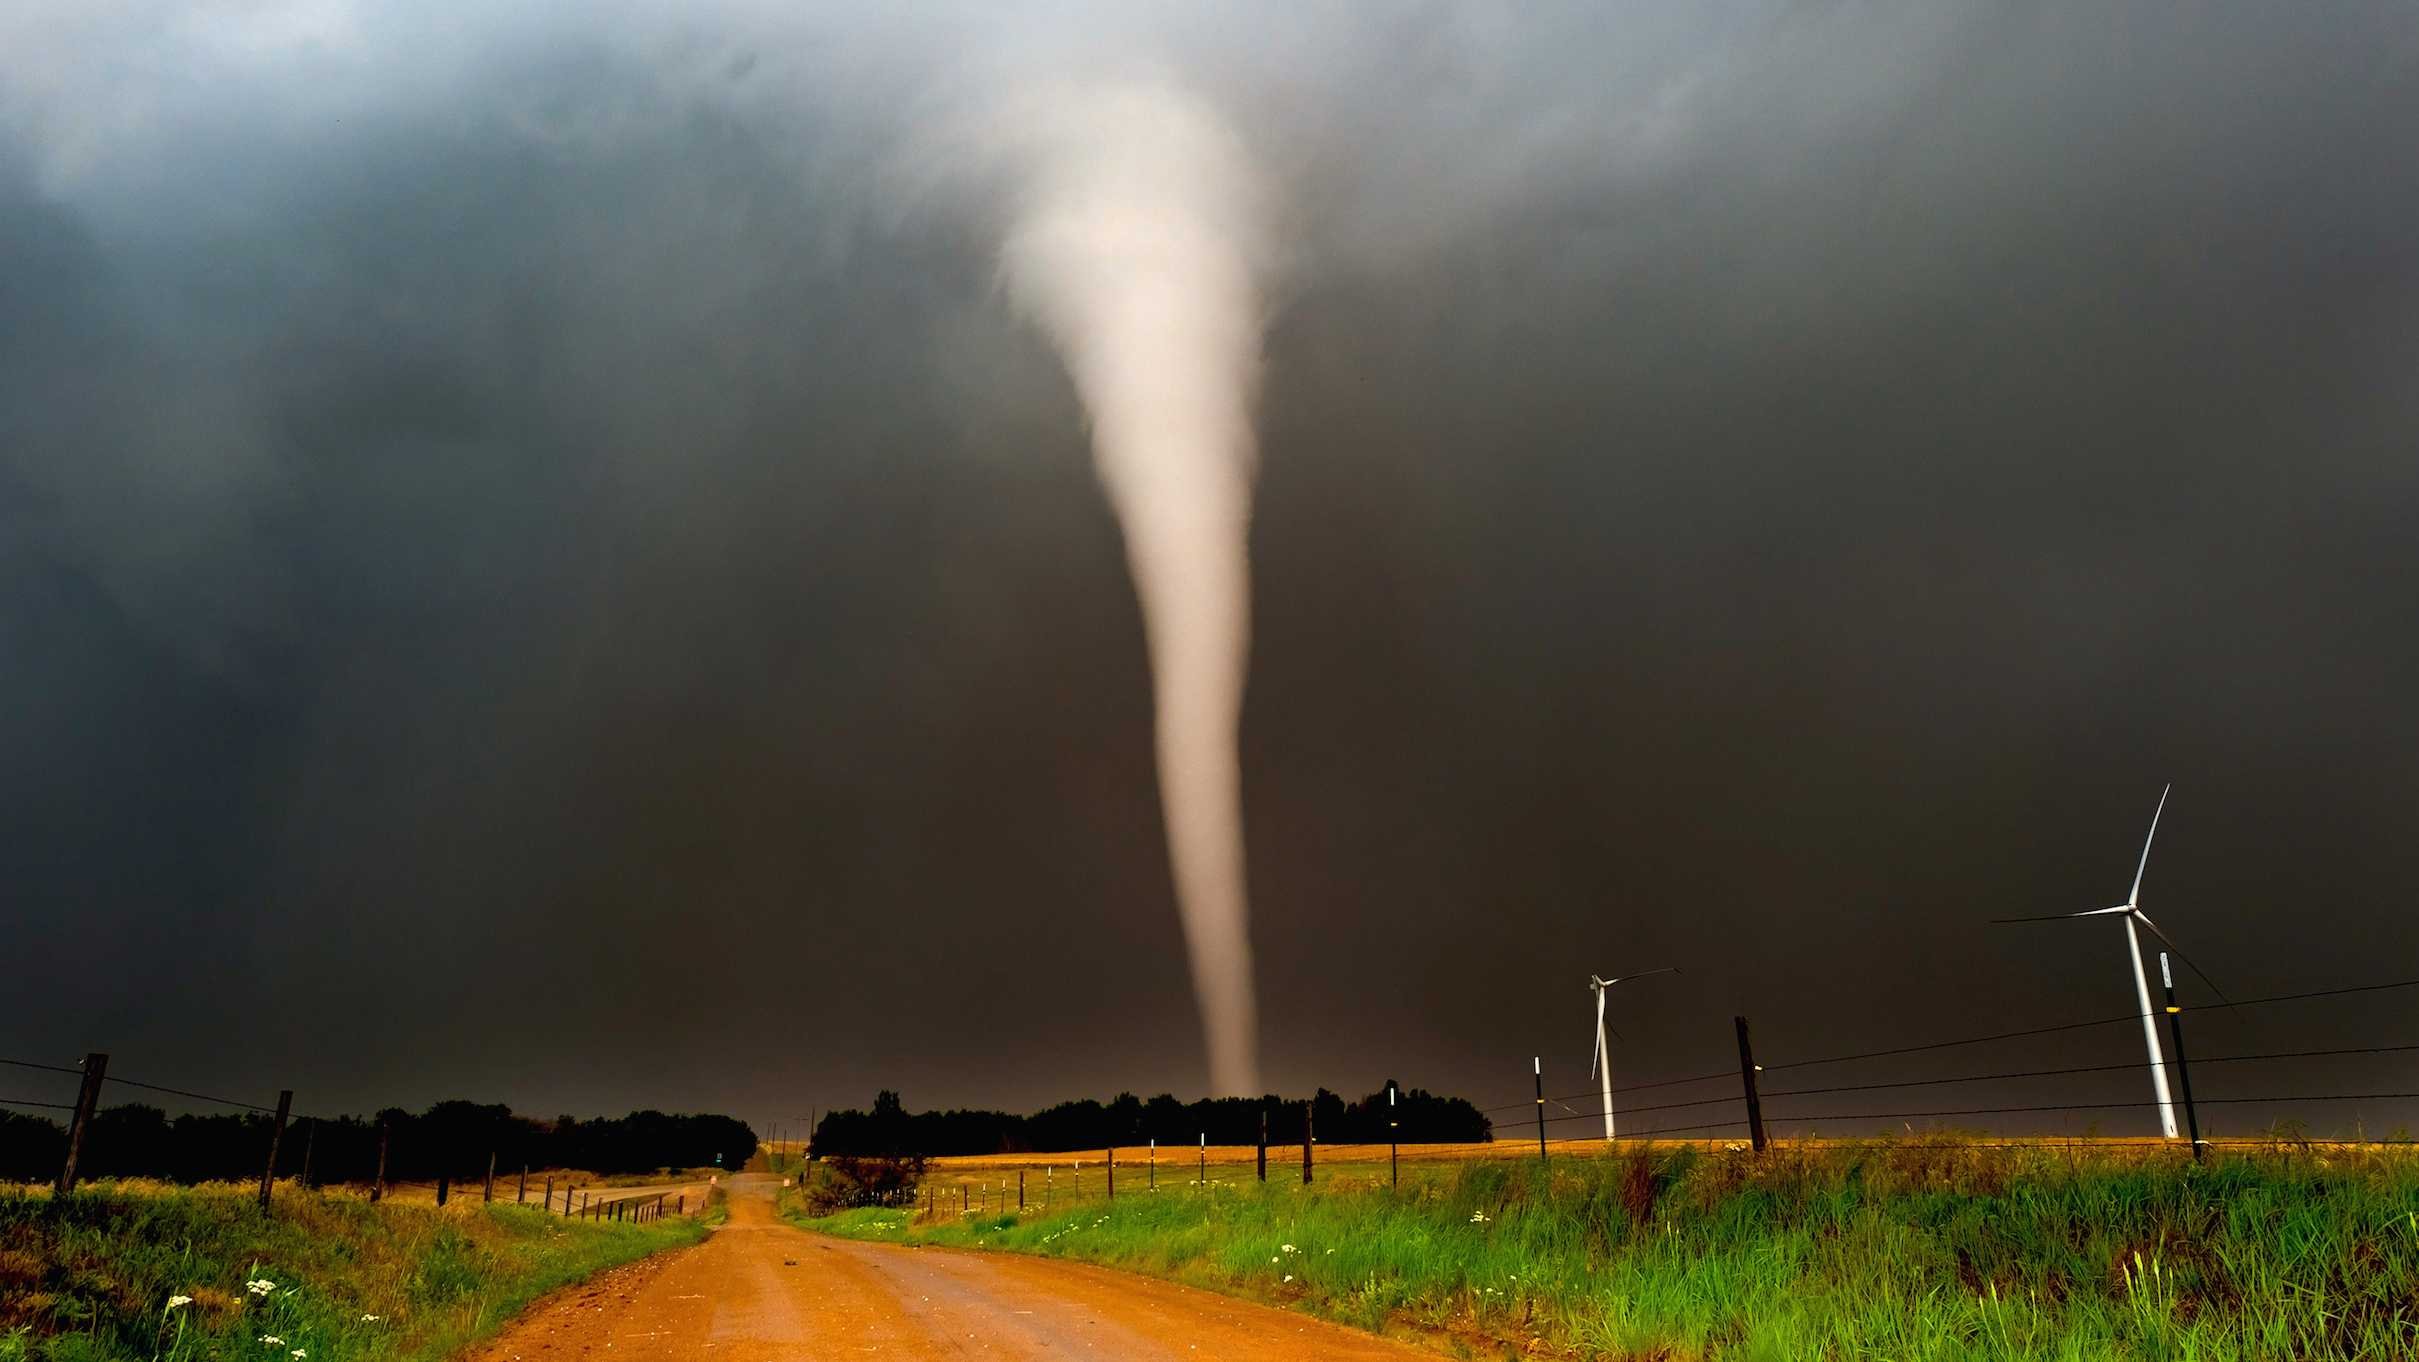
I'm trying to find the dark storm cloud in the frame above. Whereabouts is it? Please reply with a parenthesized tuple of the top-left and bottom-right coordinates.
(4, 2, 2416, 1137)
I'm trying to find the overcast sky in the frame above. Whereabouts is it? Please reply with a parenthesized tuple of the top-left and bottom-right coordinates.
(6, 1, 2418, 1140)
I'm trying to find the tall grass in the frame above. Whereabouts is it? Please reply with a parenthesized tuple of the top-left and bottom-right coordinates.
(795, 1139, 2419, 1360)
(0, 1180, 704, 1361)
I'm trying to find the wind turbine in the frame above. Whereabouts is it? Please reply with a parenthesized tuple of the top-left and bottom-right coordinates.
(1588, 968, 1678, 1141)
(1994, 785, 2228, 1140)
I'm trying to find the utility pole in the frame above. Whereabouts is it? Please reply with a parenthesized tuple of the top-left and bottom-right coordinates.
(1734, 1017, 1768, 1153)
(2159, 953, 2205, 1161)
(55, 1053, 108, 1197)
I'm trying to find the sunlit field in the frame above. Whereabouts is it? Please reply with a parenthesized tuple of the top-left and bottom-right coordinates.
(796, 1137, 2419, 1361)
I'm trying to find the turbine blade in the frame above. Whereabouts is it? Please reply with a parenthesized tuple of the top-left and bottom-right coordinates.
(2132, 911, 2233, 1008)
(2128, 784, 2171, 908)
(1611, 967, 1679, 985)
(1992, 909, 2122, 923)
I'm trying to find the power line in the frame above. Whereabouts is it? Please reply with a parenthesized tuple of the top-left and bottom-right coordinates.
(1758, 1042, 2419, 1102)
(0, 1097, 77, 1110)
(102, 1074, 282, 1115)
(0, 1056, 86, 1077)
(1762, 1012, 2144, 1075)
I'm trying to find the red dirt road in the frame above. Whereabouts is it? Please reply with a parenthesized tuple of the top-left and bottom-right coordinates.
(467, 1174, 1434, 1361)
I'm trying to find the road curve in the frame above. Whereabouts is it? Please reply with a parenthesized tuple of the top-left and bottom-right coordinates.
(467, 1173, 1434, 1361)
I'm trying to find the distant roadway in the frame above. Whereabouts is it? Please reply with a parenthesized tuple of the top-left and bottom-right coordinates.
(466, 1172, 1432, 1360)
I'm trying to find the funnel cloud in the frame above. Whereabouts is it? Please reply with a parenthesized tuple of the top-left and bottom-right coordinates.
(995, 79, 1269, 1096)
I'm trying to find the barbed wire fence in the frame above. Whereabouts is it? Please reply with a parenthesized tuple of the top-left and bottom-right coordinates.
(0, 1059, 691, 1223)
(19, 973, 2419, 1225)
(888, 971, 2419, 1222)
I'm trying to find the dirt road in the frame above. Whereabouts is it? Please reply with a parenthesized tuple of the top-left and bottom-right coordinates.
(467, 1174, 1434, 1361)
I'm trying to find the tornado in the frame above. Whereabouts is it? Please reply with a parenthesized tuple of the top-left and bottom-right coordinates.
(996, 79, 1269, 1096)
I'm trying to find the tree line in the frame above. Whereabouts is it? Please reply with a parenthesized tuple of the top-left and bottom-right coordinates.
(0, 1099, 756, 1186)
(810, 1083, 1493, 1157)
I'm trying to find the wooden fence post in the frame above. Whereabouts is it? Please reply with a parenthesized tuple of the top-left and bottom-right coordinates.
(1302, 1102, 1314, 1185)
(1735, 1016, 1768, 1153)
(54, 1052, 108, 1197)
(1533, 1057, 1548, 1166)
(1106, 1147, 1115, 1201)
(518, 1164, 528, 1203)
(298, 1118, 316, 1189)
(1256, 1106, 1267, 1182)
(483, 1150, 496, 1203)
(1018, 1169, 1025, 1209)
(258, 1090, 293, 1213)
(371, 1116, 389, 1203)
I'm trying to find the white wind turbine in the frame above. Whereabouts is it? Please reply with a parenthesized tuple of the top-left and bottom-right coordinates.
(1588, 968, 1678, 1141)
(1994, 785, 2229, 1140)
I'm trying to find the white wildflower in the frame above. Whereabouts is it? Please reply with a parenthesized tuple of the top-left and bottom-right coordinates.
(360, 1315, 380, 1323)
(166, 1296, 193, 1310)
(1282, 1274, 1293, 1284)
(292, 1351, 307, 1359)
(1279, 1243, 1296, 1254)
(259, 1336, 284, 1347)
(246, 1280, 277, 1297)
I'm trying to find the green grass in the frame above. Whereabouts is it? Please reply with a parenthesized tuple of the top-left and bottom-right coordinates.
(789, 1141, 2419, 1360)
(0, 1180, 705, 1361)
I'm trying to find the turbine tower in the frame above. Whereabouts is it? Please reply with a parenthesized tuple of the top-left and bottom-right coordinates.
(1994, 785, 2228, 1140)
(1587, 968, 1677, 1141)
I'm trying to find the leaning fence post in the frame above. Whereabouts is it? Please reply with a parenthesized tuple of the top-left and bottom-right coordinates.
(258, 1090, 293, 1213)
(54, 1052, 108, 1197)
(1735, 1016, 1768, 1153)
(518, 1164, 528, 1203)
(484, 1149, 497, 1203)
(298, 1118, 317, 1189)
(437, 1165, 450, 1208)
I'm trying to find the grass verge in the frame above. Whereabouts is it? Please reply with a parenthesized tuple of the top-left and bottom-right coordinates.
(788, 1140, 2419, 1360)
(0, 1180, 705, 1361)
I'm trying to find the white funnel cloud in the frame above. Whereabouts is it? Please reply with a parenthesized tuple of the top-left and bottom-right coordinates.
(995, 77, 1269, 1095)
